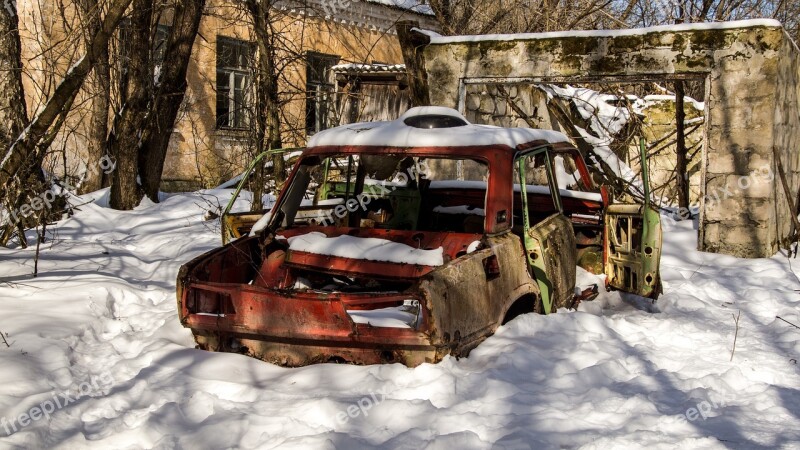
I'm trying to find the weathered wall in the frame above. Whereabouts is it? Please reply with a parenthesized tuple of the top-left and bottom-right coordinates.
(423, 22, 798, 258)
(462, 83, 563, 130)
(160, 0, 252, 191)
(699, 28, 782, 257)
(637, 98, 705, 204)
(772, 37, 800, 250)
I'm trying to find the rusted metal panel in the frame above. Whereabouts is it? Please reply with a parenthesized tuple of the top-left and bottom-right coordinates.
(195, 332, 438, 367)
(527, 214, 578, 310)
(604, 204, 662, 298)
(182, 280, 438, 366)
(420, 232, 539, 355)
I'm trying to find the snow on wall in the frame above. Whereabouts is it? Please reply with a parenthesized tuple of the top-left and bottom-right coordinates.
(419, 18, 783, 43)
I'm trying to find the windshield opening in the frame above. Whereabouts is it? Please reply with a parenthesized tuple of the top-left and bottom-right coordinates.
(270, 154, 489, 234)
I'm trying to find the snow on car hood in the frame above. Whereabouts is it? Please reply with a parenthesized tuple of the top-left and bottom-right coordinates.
(286, 231, 444, 266)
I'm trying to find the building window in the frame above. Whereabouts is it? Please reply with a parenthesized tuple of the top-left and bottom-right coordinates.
(306, 52, 340, 135)
(216, 36, 254, 130)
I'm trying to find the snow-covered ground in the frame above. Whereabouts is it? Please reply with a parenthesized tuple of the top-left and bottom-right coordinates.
(1, 190, 799, 449)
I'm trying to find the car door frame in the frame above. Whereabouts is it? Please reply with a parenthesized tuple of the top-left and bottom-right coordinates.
(515, 145, 577, 314)
(603, 138, 662, 298)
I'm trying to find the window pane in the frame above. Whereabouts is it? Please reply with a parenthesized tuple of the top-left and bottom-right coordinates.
(233, 73, 247, 129)
(216, 91, 230, 129)
(217, 40, 235, 68)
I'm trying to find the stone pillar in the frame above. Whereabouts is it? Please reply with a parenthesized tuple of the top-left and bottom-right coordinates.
(699, 29, 782, 258)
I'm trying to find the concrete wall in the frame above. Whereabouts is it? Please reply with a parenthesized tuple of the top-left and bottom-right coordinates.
(773, 37, 800, 250)
(422, 22, 800, 258)
(698, 28, 782, 257)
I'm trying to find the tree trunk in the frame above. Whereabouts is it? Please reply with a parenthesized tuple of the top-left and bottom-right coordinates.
(674, 80, 690, 209)
(0, 2, 31, 230)
(109, 0, 154, 210)
(80, 0, 111, 193)
(0, 5, 28, 152)
(396, 21, 431, 108)
(138, 0, 205, 202)
(246, 1, 284, 211)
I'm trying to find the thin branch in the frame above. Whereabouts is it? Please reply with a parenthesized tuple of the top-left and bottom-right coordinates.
(730, 310, 741, 362)
(776, 316, 800, 330)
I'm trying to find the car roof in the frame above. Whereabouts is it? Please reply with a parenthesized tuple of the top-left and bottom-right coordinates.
(307, 106, 572, 151)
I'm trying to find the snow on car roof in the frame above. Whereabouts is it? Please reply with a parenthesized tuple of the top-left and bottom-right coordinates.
(307, 107, 572, 150)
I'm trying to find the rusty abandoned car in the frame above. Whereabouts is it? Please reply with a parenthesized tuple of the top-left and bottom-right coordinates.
(176, 107, 662, 367)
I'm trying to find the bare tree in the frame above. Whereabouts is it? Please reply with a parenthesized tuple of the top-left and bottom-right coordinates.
(243, 0, 285, 210)
(622, 0, 795, 35)
(109, 0, 206, 209)
(138, 0, 206, 202)
(427, 0, 640, 35)
(428, 0, 797, 37)
(1, 0, 134, 245)
(108, 0, 154, 210)
(0, 4, 29, 152)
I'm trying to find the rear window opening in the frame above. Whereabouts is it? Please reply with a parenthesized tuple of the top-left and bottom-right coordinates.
(403, 114, 469, 129)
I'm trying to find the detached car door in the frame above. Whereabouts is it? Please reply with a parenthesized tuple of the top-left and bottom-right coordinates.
(515, 147, 577, 314)
(603, 140, 662, 299)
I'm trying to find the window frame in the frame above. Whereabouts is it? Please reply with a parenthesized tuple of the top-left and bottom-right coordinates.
(216, 35, 255, 131)
(305, 51, 340, 136)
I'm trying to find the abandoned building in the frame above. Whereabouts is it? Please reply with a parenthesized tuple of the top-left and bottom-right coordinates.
(15, 0, 437, 190)
(400, 19, 800, 259)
